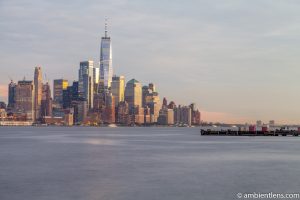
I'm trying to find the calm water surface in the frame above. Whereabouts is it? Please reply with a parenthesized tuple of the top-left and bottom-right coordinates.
(0, 127, 300, 200)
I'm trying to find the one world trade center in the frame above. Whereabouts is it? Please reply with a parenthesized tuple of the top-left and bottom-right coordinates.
(100, 20, 113, 88)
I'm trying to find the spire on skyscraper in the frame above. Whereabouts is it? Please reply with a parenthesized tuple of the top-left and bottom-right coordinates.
(100, 17, 113, 88)
(105, 18, 108, 38)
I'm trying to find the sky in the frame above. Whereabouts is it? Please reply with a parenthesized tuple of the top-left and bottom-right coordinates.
(1, 0, 300, 124)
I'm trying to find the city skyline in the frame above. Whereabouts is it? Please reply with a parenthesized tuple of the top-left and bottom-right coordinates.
(1, 0, 300, 124)
(0, 21, 200, 127)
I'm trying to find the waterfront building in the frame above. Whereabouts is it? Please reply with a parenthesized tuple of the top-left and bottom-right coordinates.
(100, 21, 113, 88)
(142, 83, 160, 123)
(0, 102, 6, 109)
(131, 106, 145, 125)
(125, 79, 142, 113)
(62, 81, 79, 109)
(256, 120, 262, 127)
(0, 121, 33, 126)
(174, 105, 192, 126)
(34, 66, 43, 121)
(83, 111, 101, 126)
(269, 120, 275, 126)
(79, 61, 94, 109)
(167, 109, 174, 125)
(64, 109, 74, 126)
(111, 75, 125, 107)
(192, 109, 201, 125)
(43, 116, 64, 125)
(53, 79, 68, 107)
(117, 101, 130, 125)
(103, 92, 115, 124)
(8, 80, 16, 110)
(72, 100, 87, 124)
(157, 109, 167, 125)
(190, 103, 201, 125)
(158, 108, 174, 125)
(93, 93, 105, 113)
(0, 109, 7, 120)
(15, 80, 34, 121)
(41, 82, 52, 117)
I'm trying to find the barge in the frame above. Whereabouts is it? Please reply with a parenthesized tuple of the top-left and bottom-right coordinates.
(200, 129, 299, 136)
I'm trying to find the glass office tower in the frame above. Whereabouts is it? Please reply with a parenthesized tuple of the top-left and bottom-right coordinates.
(100, 22, 113, 88)
(79, 61, 94, 109)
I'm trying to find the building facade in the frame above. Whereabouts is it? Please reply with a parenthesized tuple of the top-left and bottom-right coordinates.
(100, 23, 113, 88)
(53, 79, 68, 107)
(111, 75, 125, 107)
(174, 105, 192, 126)
(117, 101, 130, 125)
(15, 80, 34, 121)
(125, 79, 142, 113)
(34, 66, 42, 121)
(79, 61, 94, 109)
(62, 81, 79, 109)
(142, 83, 160, 123)
(41, 82, 52, 117)
(158, 108, 174, 125)
(103, 92, 115, 124)
(8, 80, 16, 110)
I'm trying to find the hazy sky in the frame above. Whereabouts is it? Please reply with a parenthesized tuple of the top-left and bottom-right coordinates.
(1, 0, 300, 124)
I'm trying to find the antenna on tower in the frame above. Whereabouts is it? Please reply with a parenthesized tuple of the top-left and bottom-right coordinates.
(105, 17, 108, 37)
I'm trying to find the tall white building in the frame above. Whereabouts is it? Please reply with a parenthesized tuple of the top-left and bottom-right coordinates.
(100, 21, 113, 88)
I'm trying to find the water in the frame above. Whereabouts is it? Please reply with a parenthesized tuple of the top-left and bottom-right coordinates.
(0, 127, 300, 200)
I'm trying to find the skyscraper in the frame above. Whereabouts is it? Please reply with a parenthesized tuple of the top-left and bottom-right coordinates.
(190, 103, 201, 125)
(111, 75, 125, 107)
(142, 83, 160, 123)
(103, 92, 115, 124)
(158, 107, 174, 125)
(79, 61, 94, 109)
(125, 79, 142, 113)
(174, 105, 192, 126)
(15, 80, 34, 121)
(41, 82, 52, 117)
(117, 101, 129, 124)
(34, 66, 42, 121)
(53, 79, 68, 107)
(8, 80, 16, 110)
(100, 21, 113, 88)
(93, 67, 99, 84)
(162, 97, 168, 108)
(62, 81, 79, 109)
